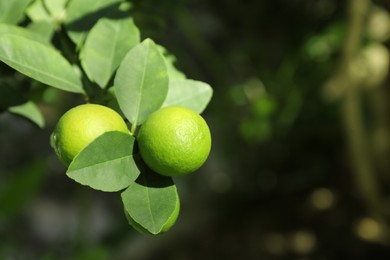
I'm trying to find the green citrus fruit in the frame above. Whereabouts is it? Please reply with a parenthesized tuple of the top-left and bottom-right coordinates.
(126, 195, 180, 234)
(51, 104, 129, 165)
(137, 106, 211, 176)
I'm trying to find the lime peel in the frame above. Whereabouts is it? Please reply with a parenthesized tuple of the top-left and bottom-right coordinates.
(137, 106, 211, 176)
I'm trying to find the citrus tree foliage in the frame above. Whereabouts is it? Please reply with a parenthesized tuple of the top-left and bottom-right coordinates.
(0, 0, 213, 235)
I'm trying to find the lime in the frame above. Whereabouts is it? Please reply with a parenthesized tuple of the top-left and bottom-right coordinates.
(52, 104, 129, 165)
(137, 106, 211, 176)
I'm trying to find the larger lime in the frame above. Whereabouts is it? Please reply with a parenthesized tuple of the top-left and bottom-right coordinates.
(137, 106, 211, 176)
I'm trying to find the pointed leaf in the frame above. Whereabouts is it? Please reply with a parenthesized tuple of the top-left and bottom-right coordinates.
(80, 16, 140, 88)
(162, 79, 213, 113)
(26, 0, 51, 22)
(157, 45, 186, 80)
(0, 34, 83, 93)
(65, 0, 123, 47)
(121, 169, 179, 234)
(0, 0, 33, 24)
(27, 0, 67, 24)
(67, 131, 140, 192)
(114, 39, 168, 126)
(43, 0, 67, 20)
(8, 101, 45, 128)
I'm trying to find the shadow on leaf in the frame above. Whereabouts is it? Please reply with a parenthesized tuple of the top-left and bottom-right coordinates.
(133, 153, 174, 189)
(66, 4, 131, 33)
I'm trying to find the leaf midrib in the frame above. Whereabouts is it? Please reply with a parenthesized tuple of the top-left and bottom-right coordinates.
(133, 41, 150, 126)
(68, 154, 133, 172)
(0, 38, 81, 92)
(143, 174, 158, 233)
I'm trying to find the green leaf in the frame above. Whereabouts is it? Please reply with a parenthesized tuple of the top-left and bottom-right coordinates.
(80, 16, 140, 88)
(0, 23, 50, 44)
(65, 0, 124, 47)
(26, 0, 51, 22)
(26, 21, 55, 43)
(0, 34, 84, 93)
(27, 0, 67, 24)
(43, 0, 67, 20)
(121, 169, 179, 235)
(105, 87, 123, 116)
(0, 0, 33, 24)
(157, 45, 186, 80)
(114, 39, 168, 126)
(67, 131, 140, 192)
(8, 101, 45, 128)
(162, 79, 213, 114)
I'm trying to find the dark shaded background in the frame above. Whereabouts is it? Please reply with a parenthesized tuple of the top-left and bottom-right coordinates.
(1, 0, 390, 259)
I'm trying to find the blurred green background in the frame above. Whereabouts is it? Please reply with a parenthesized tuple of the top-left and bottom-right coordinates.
(1, 0, 390, 259)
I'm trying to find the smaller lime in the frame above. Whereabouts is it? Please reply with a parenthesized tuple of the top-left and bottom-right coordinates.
(52, 104, 129, 165)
